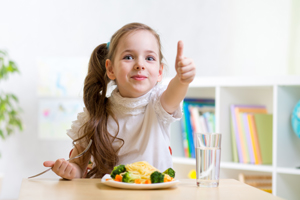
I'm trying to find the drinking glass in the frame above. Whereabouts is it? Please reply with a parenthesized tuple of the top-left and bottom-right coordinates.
(195, 133, 222, 187)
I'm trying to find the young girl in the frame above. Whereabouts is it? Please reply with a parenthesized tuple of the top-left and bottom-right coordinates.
(43, 22, 196, 179)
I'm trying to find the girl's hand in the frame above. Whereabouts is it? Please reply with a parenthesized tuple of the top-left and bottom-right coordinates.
(175, 41, 196, 85)
(43, 159, 77, 180)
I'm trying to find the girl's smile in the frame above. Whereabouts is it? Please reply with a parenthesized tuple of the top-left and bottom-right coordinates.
(131, 74, 147, 81)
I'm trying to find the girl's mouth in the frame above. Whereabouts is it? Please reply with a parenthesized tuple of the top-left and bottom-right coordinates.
(131, 75, 147, 81)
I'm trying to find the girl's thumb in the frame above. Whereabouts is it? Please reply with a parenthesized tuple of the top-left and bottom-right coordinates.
(43, 161, 55, 167)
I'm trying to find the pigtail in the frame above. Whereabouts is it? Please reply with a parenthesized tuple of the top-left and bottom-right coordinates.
(84, 44, 109, 114)
(78, 43, 123, 178)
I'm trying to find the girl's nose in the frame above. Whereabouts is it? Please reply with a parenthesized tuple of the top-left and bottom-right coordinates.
(134, 59, 145, 70)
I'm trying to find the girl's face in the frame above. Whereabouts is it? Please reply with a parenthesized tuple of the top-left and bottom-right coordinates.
(106, 30, 163, 98)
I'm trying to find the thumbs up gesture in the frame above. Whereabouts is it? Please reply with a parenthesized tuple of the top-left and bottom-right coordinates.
(175, 41, 196, 84)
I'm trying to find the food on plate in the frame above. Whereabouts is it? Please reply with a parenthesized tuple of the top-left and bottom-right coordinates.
(110, 165, 126, 179)
(163, 168, 175, 178)
(109, 161, 175, 184)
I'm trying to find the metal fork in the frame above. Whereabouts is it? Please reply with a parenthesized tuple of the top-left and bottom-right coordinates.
(28, 139, 93, 179)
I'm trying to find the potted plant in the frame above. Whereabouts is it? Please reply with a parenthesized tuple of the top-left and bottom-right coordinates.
(0, 50, 23, 193)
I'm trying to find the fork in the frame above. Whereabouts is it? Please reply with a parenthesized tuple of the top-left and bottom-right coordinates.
(28, 139, 93, 179)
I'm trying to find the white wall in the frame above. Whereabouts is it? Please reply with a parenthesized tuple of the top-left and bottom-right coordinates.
(0, 0, 297, 199)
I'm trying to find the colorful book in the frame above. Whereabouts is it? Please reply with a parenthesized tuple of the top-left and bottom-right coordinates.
(184, 98, 215, 104)
(181, 99, 215, 158)
(254, 113, 273, 164)
(183, 102, 195, 158)
(203, 112, 214, 133)
(231, 105, 267, 163)
(242, 113, 255, 164)
(230, 115, 239, 162)
(180, 110, 190, 158)
(198, 115, 208, 133)
(237, 107, 267, 163)
(236, 110, 250, 163)
(247, 114, 262, 164)
(230, 105, 242, 163)
(189, 105, 201, 148)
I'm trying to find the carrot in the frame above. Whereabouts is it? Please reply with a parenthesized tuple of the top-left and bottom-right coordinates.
(106, 179, 110, 181)
(115, 175, 123, 182)
(164, 177, 169, 182)
(134, 179, 141, 184)
(144, 179, 151, 184)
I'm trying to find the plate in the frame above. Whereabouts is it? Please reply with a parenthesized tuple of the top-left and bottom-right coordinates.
(101, 174, 180, 190)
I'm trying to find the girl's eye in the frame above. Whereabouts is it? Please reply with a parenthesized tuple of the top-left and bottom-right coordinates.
(123, 55, 133, 60)
(146, 56, 155, 61)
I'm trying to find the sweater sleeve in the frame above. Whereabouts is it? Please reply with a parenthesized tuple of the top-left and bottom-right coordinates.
(152, 84, 183, 125)
(66, 107, 90, 148)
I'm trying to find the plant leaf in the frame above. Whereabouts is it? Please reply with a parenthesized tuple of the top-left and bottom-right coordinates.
(0, 129, 4, 140)
(10, 94, 19, 102)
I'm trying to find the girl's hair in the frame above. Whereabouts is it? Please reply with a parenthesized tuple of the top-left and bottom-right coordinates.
(74, 22, 165, 178)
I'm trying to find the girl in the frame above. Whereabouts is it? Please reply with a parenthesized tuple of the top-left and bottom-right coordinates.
(43, 22, 196, 179)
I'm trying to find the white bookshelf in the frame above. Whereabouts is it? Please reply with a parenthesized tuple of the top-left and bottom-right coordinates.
(166, 76, 300, 200)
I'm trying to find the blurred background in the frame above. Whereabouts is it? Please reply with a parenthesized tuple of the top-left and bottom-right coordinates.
(0, 0, 300, 199)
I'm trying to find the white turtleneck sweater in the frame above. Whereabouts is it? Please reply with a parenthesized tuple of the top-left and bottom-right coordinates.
(66, 84, 182, 172)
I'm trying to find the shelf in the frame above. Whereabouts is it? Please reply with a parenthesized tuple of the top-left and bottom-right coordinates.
(169, 76, 300, 199)
(172, 157, 273, 172)
(163, 76, 300, 87)
(220, 162, 273, 172)
(277, 167, 300, 175)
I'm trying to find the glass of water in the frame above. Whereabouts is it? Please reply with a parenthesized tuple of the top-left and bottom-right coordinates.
(195, 133, 222, 187)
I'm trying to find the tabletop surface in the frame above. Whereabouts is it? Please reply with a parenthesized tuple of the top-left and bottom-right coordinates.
(18, 178, 284, 200)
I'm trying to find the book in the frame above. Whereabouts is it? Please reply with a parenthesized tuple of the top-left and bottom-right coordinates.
(231, 105, 267, 163)
(198, 115, 208, 133)
(254, 113, 273, 164)
(241, 113, 255, 164)
(203, 112, 215, 133)
(234, 109, 252, 163)
(247, 114, 262, 164)
(183, 102, 195, 158)
(230, 105, 242, 163)
(182, 102, 192, 157)
(180, 109, 190, 158)
(189, 105, 201, 148)
(184, 98, 215, 104)
(181, 99, 215, 158)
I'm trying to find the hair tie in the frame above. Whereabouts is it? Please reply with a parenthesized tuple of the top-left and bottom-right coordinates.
(106, 42, 110, 50)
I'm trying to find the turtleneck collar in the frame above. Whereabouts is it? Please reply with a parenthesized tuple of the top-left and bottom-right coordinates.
(109, 86, 156, 115)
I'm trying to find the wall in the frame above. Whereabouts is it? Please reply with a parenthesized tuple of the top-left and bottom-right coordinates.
(0, 0, 295, 199)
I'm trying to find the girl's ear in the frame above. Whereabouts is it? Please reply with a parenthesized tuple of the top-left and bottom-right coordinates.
(157, 63, 164, 82)
(105, 59, 116, 80)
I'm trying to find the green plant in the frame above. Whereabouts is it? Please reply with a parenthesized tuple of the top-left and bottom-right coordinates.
(0, 50, 23, 156)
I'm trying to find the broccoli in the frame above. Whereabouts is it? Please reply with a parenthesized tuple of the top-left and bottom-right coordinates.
(122, 171, 141, 183)
(163, 168, 175, 178)
(110, 164, 126, 179)
(150, 171, 164, 183)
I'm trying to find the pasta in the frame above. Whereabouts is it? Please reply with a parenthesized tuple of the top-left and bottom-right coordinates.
(125, 161, 159, 180)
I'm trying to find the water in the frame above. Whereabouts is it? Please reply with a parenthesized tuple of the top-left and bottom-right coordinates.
(196, 147, 221, 187)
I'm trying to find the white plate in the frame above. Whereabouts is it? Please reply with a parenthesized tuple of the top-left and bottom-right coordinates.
(101, 174, 180, 190)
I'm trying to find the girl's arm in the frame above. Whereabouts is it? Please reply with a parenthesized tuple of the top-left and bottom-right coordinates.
(69, 144, 91, 177)
(160, 41, 196, 114)
(43, 144, 91, 179)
